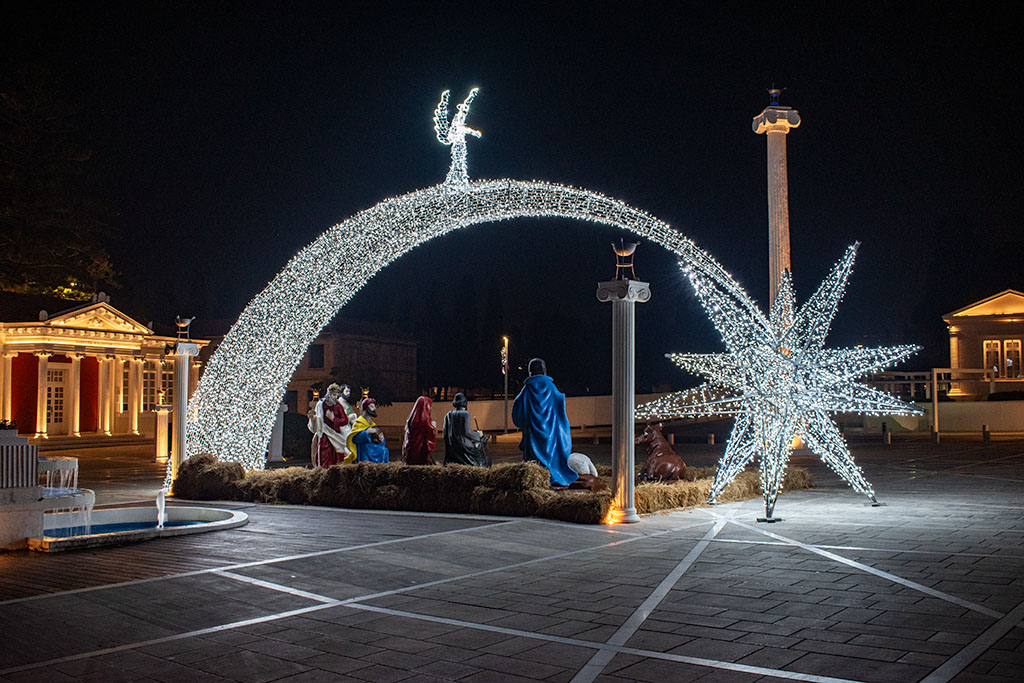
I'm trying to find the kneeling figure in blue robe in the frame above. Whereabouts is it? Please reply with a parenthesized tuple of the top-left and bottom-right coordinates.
(512, 358, 578, 487)
(348, 397, 390, 463)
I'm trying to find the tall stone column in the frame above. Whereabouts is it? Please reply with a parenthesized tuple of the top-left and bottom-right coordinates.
(155, 360, 164, 404)
(753, 93, 800, 305)
(69, 354, 83, 437)
(0, 352, 13, 422)
(97, 357, 111, 435)
(128, 358, 143, 435)
(108, 358, 119, 432)
(596, 278, 651, 524)
(34, 351, 52, 438)
(171, 342, 200, 481)
(114, 358, 125, 414)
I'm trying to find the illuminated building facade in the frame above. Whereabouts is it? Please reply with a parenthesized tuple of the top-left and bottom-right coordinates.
(943, 289, 1024, 399)
(0, 294, 207, 439)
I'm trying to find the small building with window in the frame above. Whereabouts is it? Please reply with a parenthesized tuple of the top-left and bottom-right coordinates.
(285, 319, 418, 414)
(0, 293, 207, 440)
(943, 289, 1024, 400)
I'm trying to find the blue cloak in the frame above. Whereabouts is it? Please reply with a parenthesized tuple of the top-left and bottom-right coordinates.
(352, 419, 390, 463)
(512, 374, 578, 486)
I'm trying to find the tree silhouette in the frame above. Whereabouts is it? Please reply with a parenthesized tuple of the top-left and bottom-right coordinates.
(0, 64, 117, 297)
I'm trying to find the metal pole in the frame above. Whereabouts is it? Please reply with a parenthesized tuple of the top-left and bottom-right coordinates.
(502, 336, 509, 434)
(931, 367, 940, 444)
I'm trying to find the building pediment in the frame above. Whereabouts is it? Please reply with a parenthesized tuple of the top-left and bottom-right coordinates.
(45, 303, 152, 335)
(945, 290, 1024, 320)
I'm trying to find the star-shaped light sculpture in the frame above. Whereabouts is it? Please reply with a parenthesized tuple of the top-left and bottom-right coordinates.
(638, 242, 923, 520)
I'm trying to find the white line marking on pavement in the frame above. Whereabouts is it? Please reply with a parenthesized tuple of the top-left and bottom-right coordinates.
(0, 519, 517, 606)
(348, 602, 863, 683)
(717, 514, 1005, 619)
(709, 537, 1013, 559)
(919, 598, 1024, 683)
(212, 570, 337, 603)
(0, 518, 716, 676)
(0, 601, 345, 677)
(570, 519, 726, 683)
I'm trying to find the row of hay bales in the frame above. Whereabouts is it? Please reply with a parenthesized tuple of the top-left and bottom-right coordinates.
(173, 454, 812, 524)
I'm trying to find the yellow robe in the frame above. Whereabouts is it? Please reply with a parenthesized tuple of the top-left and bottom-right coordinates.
(345, 415, 375, 463)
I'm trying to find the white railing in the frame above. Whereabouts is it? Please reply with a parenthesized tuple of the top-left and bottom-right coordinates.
(1, 441, 39, 489)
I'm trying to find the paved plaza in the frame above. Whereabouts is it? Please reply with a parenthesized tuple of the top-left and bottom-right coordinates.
(1, 437, 1023, 682)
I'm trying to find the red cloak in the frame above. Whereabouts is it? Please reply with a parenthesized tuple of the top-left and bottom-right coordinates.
(402, 396, 435, 465)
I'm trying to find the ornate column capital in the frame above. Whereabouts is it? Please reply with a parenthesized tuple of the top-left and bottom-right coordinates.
(34, 350, 54, 359)
(752, 106, 801, 135)
(596, 280, 651, 304)
(174, 342, 200, 357)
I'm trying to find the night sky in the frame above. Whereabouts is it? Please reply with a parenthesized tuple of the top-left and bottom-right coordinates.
(3, 3, 1021, 394)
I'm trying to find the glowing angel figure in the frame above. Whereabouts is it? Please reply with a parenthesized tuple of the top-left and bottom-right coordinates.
(434, 88, 481, 185)
(637, 243, 922, 520)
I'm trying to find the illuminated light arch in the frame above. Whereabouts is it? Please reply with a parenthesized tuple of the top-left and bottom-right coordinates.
(187, 179, 696, 469)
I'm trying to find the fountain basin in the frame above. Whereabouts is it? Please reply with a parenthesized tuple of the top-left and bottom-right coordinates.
(29, 506, 248, 552)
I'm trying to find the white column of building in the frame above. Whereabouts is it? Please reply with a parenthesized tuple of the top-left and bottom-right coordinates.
(97, 357, 110, 435)
(753, 94, 800, 306)
(155, 360, 164, 404)
(34, 351, 52, 438)
(0, 352, 13, 422)
(69, 354, 83, 437)
(171, 342, 200, 481)
(596, 279, 651, 524)
(115, 357, 125, 414)
(128, 358, 143, 435)
(106, 356, 119, 434)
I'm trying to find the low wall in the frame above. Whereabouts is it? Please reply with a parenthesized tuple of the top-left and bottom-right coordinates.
(374, 393, 668, 432)
(376, 397, 1024, 435)
(841, 401, 1024, 433)
(928, 401, 1024, 432)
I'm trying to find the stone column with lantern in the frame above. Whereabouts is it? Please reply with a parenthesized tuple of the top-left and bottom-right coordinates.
(596, 240, 650, 523)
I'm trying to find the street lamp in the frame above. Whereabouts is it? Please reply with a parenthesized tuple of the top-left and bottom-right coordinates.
(501, 335, 509, 433)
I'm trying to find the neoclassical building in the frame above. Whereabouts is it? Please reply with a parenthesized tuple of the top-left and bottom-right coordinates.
(943, 289, 1024, 399)
(0, 294, 206, 439)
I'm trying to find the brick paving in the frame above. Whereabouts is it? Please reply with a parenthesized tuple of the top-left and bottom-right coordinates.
(0, 437, 1023, 682)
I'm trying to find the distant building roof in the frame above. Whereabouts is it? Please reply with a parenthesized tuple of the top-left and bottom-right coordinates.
(943, 289, 1024, 320)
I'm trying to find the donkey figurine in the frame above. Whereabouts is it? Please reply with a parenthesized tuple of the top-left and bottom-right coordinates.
(636, 423, 686, 482)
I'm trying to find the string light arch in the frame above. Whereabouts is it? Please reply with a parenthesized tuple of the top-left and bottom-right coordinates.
(187, 179, 698, 470)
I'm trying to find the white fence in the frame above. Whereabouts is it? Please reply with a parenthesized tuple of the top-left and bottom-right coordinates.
(1, 441, 38, 489)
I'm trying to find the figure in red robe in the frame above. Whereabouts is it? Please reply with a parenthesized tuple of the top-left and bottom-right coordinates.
(311, 384, 351, 467)
(402, 396, 436, 465)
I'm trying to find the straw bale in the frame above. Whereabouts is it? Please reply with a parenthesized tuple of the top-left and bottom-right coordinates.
(172, 453, 244, 500)
(537, 490, 611, 524)
(471, 485, 542, 516)
(484, 462, 550, 491)
(635, 479, 711, 514)
(172, 452, 811, 524)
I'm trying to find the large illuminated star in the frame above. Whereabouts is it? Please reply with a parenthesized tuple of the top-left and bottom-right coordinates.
(638, 243, 922, 519)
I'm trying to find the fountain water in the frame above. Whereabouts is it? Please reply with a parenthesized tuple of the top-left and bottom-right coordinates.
(156, 489, 166, 530)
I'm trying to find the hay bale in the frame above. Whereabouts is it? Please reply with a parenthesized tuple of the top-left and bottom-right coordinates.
(537, 490, 611, 524)
(635, 479, 711, 514)
(238, 467, 317, 504)
(172, 453, 244, 500)
(783, 467, 813, 491)
(471, 485, 543, 517)
(484, 462, 550, 491)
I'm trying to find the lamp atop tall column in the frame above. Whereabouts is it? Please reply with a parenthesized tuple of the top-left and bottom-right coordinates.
(753, 88, 800, 306)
